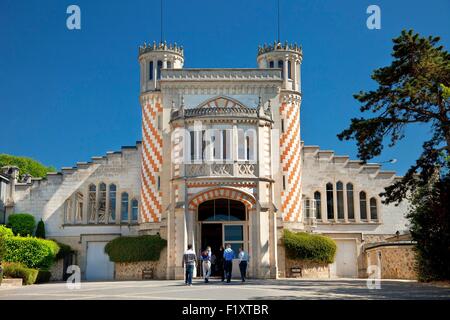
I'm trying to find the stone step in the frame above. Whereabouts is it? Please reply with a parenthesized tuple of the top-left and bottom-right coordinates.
(0, 278, 23, 287)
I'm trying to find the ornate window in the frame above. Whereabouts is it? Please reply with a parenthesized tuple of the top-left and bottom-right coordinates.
(346, 183, 355, 220)
(167, 61, 172, 69)
(157, 60, 162, 79)
(336, 181, 344, 219)
(88, 184, 96, 223)
(269, 61, 274, 68)
(360, 191, 367, 220)
(370, 197, 378, 220)
(121, 192, 129, 222)
(131, 199, 139, 222)
(109, 184, 116, 222)
(198, 199, 246, 222)
(326, 183, 334, 220)
(314, 191, 321, 219)
(64, 197, 73, 224)
(75, 192, 83, 223)
(98, 183, 107, 223)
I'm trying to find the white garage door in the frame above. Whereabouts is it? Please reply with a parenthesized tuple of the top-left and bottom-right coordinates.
(331, 240, 358, 278)
(86, 241, 114, 281)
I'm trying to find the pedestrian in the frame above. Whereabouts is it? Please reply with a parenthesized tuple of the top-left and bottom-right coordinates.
(201, 246, 212, 283)
(238, 247, 249, 282)
(223, 244, 234, 283)
(217, 245, 225, 281)
(182, 244, 197, 286)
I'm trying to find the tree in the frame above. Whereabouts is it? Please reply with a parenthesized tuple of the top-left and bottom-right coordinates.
(0, 154, 56, 179)
(35, 219, 46, 239)
(408, 174, 450, 281)
(337, 30, 450, 204)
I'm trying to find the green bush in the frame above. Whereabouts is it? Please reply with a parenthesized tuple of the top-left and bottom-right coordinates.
(105, 234, 166, 263)
(3, 236, 60, 269)
(54, 241, 74, 260)
(283, 230, 337, 264)
(0, 225, 14, 238)
(35, 219, 46, 239)
(7, 213, 36, 236)
(2, 262, 39, 285)
(35, 269, 52, 284)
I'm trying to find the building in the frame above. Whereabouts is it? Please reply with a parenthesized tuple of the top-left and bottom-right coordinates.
(6, 41, 409, 280)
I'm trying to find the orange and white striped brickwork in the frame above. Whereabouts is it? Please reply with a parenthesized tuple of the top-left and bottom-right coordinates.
(279, 94, 302, 222)
(140, 94, 163, 223)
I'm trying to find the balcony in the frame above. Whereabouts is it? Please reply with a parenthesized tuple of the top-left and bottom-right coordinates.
(184, 162, 258, 178)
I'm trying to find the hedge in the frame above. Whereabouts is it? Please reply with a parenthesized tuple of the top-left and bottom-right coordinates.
(0, 225, 13, 238)
(35, 219, 46, 239)
(55, 241, 75, 260)
(3, 236, 60, 269)
(283, 230, 337, 264)
(7, 213, 36, 236)
(2, 262, 39, 285)
(105, 235, 166, 263)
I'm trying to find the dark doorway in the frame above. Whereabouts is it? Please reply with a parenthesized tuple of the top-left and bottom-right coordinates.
(201, 223, 223, 277)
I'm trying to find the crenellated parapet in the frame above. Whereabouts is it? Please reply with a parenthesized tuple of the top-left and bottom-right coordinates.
(138, 41, 184, 57)
(257, 41, 303, 56)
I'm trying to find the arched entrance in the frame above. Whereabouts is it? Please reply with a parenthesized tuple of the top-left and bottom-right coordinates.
(188, 187, 256, 278)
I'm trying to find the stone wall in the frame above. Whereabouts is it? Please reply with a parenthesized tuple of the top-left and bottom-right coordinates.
(50, 259, 64, 281)
(366, 244, 417, 280)
(285, 258, 330, 279)
(114, 247, 167, 280)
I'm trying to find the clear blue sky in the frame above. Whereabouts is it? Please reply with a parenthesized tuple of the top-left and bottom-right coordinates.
(1, 0, 449, 174)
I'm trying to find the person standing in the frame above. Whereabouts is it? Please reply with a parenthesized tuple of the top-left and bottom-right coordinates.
(217, 245, 225, 281)
(238, 247, 249, 282)
(201, 246, 212, 283)
(183, 244, 197, 286)
(223, 244, 234, 283)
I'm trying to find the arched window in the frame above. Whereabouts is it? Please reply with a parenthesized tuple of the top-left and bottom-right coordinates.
(370, 198, 378, 220)
(121, 192, 129, 222)
(198, 199, 246, 222)
(326, 183, 334, 220)
(269, 61, 274, 68)
(131, 199, 139, 222)
(288, 60, 292, 79)
(278, 60, 284, 77)
(88, 184, 96, 222)
(336, 181, 344, 219)
(314, 191, 321, 219)
(109, 184, 116, 222)
(65, 197, 73, 224)
(167, 61, 172, 69)
(245, 130, 256, 161)
(360, 191, 367, 220)
(157, 60, 162, 79)
(149, 61, 153, 80)
(98, 183, 107, 223)
(305, 197, 311, 218)
(346, 183, 355, 220)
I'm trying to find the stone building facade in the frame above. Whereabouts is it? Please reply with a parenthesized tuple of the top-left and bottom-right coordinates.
(5, 41, 410, 280)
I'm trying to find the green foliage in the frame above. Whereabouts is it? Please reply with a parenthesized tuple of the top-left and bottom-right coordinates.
(337, 29, 450, 204)
(54, 241, 74, 260)
(3, 236, 60, 269)
(0, 225, 13, 238)
(408, 174, 450, 281)
(105, 235, 166, 263)
(0, 154, 56, 179)
(35, 269, 52, 284)
(2, 262, 39, 285)
(283, 230, 337, 264)
(7, 213, 36, 236)
(35, 219, 46, 239)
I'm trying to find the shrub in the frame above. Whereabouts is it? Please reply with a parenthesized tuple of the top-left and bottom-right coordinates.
(105, 234, 166, 263)
(35, 269, 52, 284)
(0, 225, 14, 238)
(7, 213, 36, 236)
(54, 241, 74, 260)
(35, 219, 46, 239)
(2, 262, 39, 285)
(3, 236, 60, 269)
(283, 230, 337, 264)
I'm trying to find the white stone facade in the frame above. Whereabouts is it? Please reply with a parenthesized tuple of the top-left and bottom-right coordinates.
(7, 41, 410, 280)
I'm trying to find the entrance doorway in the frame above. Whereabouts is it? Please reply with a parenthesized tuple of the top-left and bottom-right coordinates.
(201, 223, 222, 276)
(197, 198, 248, 278)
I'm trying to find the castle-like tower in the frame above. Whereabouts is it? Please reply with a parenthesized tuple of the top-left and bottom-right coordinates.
(257, 42, 303, 223)
(138, 42, 184, 227)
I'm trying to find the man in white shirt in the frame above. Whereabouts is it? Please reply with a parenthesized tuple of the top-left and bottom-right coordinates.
(238, 247, 249, 282)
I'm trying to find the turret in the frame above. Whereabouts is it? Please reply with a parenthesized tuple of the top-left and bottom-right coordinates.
(138, 41, 184, 92)
(257, 41, 302, 92)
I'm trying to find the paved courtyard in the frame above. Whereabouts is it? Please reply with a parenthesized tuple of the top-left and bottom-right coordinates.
(1, 279, 449, 300)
